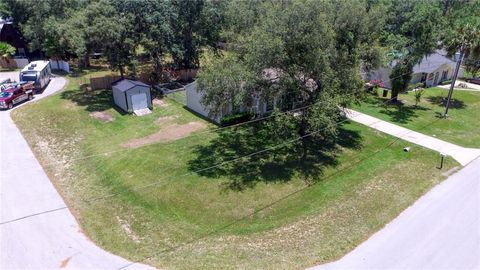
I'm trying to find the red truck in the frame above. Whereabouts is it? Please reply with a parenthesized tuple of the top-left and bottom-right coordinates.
(0, 83, 34, 110)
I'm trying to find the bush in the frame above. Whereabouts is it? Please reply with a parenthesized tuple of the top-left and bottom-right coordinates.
(415, 82, 425, 89)
(220, 112, 254, 126)
(440, 80, 452, 85)
(414, 89, 425, 106)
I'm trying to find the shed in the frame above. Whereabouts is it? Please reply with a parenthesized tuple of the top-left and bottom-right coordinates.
(112, 79, 152, 113)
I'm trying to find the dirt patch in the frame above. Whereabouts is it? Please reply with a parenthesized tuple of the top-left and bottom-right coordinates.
(89, 111, 114, 123)
(62, 100, 77, 110)
(153, 98, 169, 107)
(155, 116, 177, 125)
(116, 216, 141, 243)
(124, 121, 206, 148)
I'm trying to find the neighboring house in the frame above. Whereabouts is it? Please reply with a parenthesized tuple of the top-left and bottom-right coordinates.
(364, 50, 464, 88)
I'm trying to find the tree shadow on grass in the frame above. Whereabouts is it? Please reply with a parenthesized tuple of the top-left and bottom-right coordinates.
(187, 121, 363, 191)
(377, 102, 430, 124)
(60, 88, 126, 114)
(426, 96, 466, 109)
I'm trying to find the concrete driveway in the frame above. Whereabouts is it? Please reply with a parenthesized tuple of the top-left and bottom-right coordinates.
(0, 72, 154, 269)
(310, 157, 480, 270)
(438, 81, 480, 91)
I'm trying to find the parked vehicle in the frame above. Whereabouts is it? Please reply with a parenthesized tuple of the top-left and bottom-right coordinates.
(0, 84, 34, 109)
(19, 60, 51, 91)
(0, 78, 12, 92)
(1, 81, 33, 92)
(466, 78, 480, 85)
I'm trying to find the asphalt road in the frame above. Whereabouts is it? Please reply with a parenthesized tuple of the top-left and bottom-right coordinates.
(0, 72, 154, 269)
(310, 157, 480, 270)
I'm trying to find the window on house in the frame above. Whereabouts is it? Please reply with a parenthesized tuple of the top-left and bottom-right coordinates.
(266, 97, 274, 112)
(421, 73, 427, 82)
(442, 70, 448, 80)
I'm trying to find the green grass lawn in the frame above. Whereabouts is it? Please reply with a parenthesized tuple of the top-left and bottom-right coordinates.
(12, 74, 459, 269)
(353, 87, 480, 148)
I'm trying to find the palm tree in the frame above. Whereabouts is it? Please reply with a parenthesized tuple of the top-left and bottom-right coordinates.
(442, 12, 480, 116)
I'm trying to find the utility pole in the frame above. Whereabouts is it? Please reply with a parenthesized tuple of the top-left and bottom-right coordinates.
(444, 44, 465, 117)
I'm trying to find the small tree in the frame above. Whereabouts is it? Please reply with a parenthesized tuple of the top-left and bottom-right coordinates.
(414, 88, 424, 107)
(390, 58, 414, 103)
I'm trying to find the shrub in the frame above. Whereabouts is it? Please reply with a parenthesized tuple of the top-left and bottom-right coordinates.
(414, 89, 425, 107)
(440, 80, 452, 85)
(415, 82, 425, 89)
(220, 112, 254, 126)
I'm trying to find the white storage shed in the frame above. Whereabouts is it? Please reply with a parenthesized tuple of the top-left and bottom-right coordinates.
(112, 79, 152, 113)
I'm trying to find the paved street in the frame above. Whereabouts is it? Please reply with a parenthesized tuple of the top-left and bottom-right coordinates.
(310, 157, 480, 270)
(0, 73, 154, 269)
(345, 108, 480, 166)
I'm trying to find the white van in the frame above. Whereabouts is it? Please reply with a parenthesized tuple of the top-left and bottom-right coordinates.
(19, 61, 51, 90)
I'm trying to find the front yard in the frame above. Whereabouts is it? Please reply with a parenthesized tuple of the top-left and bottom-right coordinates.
(12, 72, 458, 269)
(353, 87, 480, 148)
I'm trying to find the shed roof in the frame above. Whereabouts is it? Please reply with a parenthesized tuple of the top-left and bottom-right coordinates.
(113, 79, 150, 92)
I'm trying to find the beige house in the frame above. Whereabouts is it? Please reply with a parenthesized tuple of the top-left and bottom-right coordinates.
(365, 50, 464, 88)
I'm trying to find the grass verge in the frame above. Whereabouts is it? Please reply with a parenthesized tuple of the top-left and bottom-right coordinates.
(353, 87, 480, 148)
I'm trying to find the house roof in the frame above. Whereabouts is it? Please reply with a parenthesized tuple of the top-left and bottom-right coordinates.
(413, 50, 457, 74)
(384, 50, 457, 74)
(113, 79, 149, 92)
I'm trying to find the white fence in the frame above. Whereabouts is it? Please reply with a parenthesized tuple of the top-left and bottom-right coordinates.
(13, 58, 29, 68)
(49, 60, 70, 73)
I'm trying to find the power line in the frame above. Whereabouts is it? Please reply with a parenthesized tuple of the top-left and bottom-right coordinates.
(41, 69, 417, 168)
(116, 116, 443, 270)
(0, 92, 403, 226)
(0, 87, 420, 227)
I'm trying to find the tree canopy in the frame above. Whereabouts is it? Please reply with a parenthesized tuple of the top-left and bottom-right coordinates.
(197, 0, 383, 172)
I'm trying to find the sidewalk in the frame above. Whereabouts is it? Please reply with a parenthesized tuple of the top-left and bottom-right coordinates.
(345, 108, 480, 166)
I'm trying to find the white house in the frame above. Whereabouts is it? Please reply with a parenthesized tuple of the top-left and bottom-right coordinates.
(364, 50, 464, 88)
(185, 81, 279, 123)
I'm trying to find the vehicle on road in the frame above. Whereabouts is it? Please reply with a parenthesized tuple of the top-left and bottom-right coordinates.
(0, 84, 34, 109)
(19, 60, 51, 91)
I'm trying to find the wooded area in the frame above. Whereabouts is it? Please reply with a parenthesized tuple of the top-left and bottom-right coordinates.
(1, 0, 479, 177)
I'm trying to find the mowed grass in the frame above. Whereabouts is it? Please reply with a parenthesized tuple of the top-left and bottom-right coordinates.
(12, 74, 458, 269)
(353, 87, 480, 148)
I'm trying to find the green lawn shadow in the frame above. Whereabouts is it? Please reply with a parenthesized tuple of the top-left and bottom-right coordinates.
(426, 96, 466, 109)
(188, 120, 363, 191)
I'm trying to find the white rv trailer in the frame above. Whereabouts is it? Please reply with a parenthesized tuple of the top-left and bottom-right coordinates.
(19, 60, 51, 90)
